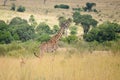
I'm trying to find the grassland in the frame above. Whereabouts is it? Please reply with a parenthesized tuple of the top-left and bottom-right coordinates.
(0, 0, 120, 80)
(0, 53, 120, 80)
(0, 40, 120, 80)
(0, 0, 120, 26)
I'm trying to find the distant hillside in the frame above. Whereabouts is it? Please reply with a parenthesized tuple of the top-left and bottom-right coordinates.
(0, 0, 120, 25)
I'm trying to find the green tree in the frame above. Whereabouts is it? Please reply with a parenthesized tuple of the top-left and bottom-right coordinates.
(65, 35, 78, 44)
(17, 5, 25, 12)
(72, 11, 81, 25)
(9, 17, 27, 26)
(37, 33, 51, 42)
(15, 24, 35, 42)
(70, 26, 77, 35)
(0, 20, 13, 44)
(73, 12, 98, 34)
(84, 22, 119, 42)
(11, 3, 16, 11)
(29, 15, 37, 28)
(54, 4, 70, 9)
(36, 22, 52, 35)
(52, 25, 59, 34)
(9, 17, 35, 42)
(84, 2, 96, 11)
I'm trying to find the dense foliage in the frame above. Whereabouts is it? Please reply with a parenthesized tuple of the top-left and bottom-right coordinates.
(52, 25, 59, 34)
(9, 17, 35, 42)
(17, 5, 25, 12)
(37, 33, 51, 42)
(73, 12, 98, 34)
(70, 26, 77, 35)
(83, 2, 96, 12)
(29, 15, 37, 28)
(11, 3, 16, 11)
(54, 4, 70, 9)
(84, 22, 120, 42)
(0, 15, 120, 57)
(0, 20, 13, 44)
(36, 22, 52, 35)
(61, 35, 78, 44)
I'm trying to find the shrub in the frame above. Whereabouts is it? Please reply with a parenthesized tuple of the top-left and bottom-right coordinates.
(37, 33, 51, 42)
(82, 2, 96, 12)
(54, 5, 59, 8)
(9, 17, 35, 42)
(72, 12, 98, 34)
(29, 15, 37, 27)
(0, 45, 7, 56)
(0, 20, 13, 44)
(70, 26, 77, 35)
(54, 4, 70, 9)
(93, 9, 98, 13)
(17, 5, 25, 12)
(11, 3, 16, 11)
(85, 2, 96, 11)
(62, 35, 78, 44)
(15, 24, 35, 42)
(52, 25, 59, 34)
(84, 22, 119, 42)
(9, 17, 27, 26)
(72, 8, 82, 11)
(36, 22, 52, 35)
(110, 23, 120, 33)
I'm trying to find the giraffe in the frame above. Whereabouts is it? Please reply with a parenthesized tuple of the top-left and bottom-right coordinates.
(34, 18, 72, 58)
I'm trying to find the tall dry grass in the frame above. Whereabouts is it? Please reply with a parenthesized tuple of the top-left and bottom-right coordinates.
(0, 53, 120, 80)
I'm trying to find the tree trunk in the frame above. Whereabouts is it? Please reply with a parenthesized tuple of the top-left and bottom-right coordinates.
(43, 0, 46, 4)
(3, 0, 8, 6)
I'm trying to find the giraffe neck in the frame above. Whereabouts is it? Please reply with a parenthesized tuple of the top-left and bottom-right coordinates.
(52, 27, 64, 42)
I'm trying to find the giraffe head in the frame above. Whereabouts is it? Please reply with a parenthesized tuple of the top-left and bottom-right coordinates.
(58, 17, 72, 29)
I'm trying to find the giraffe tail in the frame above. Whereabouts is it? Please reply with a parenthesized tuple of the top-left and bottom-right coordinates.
(34, 52, 40, 58)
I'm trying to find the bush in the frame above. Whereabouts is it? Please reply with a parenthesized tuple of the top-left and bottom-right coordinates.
(54, 4, 70, 9)
(72, 12, 98, 34)
(37, 33, 51, 42)
(72, 8, 82, 11)
(62, 35, 78, 44)
(70, 26, 77, 35)
(52, 25, 59, 34)
(9, 17, 35, 42)
(0, 20, 13, 44)
(85, 2, 96, 11)
(29, 15, 37, 27)
(11, 3, 16, 11)
(84, 22, 119, 42)
(110, 23, 120, 33)
(93, 9, 98, 13)
(9, 17, 27, 26)
(54, 5, 59, 8)
(0, 45, 7, 56)
(17, 5, 25, 12)
(15, 24, 35, 42)
(36, 22, 52, 35)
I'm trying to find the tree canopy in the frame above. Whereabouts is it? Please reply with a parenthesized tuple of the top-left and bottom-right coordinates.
(9, 17, 35, 42)
(0, 20, 13, 44)
(84, 22, 120, 42)
(73, 12, 98, 34)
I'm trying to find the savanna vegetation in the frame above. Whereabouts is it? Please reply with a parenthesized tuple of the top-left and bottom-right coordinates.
(0, 12, 120, 56)
(0, 0, 120, 80)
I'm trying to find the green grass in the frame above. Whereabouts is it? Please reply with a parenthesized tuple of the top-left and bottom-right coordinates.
(0, 41, 39, 57)
(0, 39, 120, 57)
